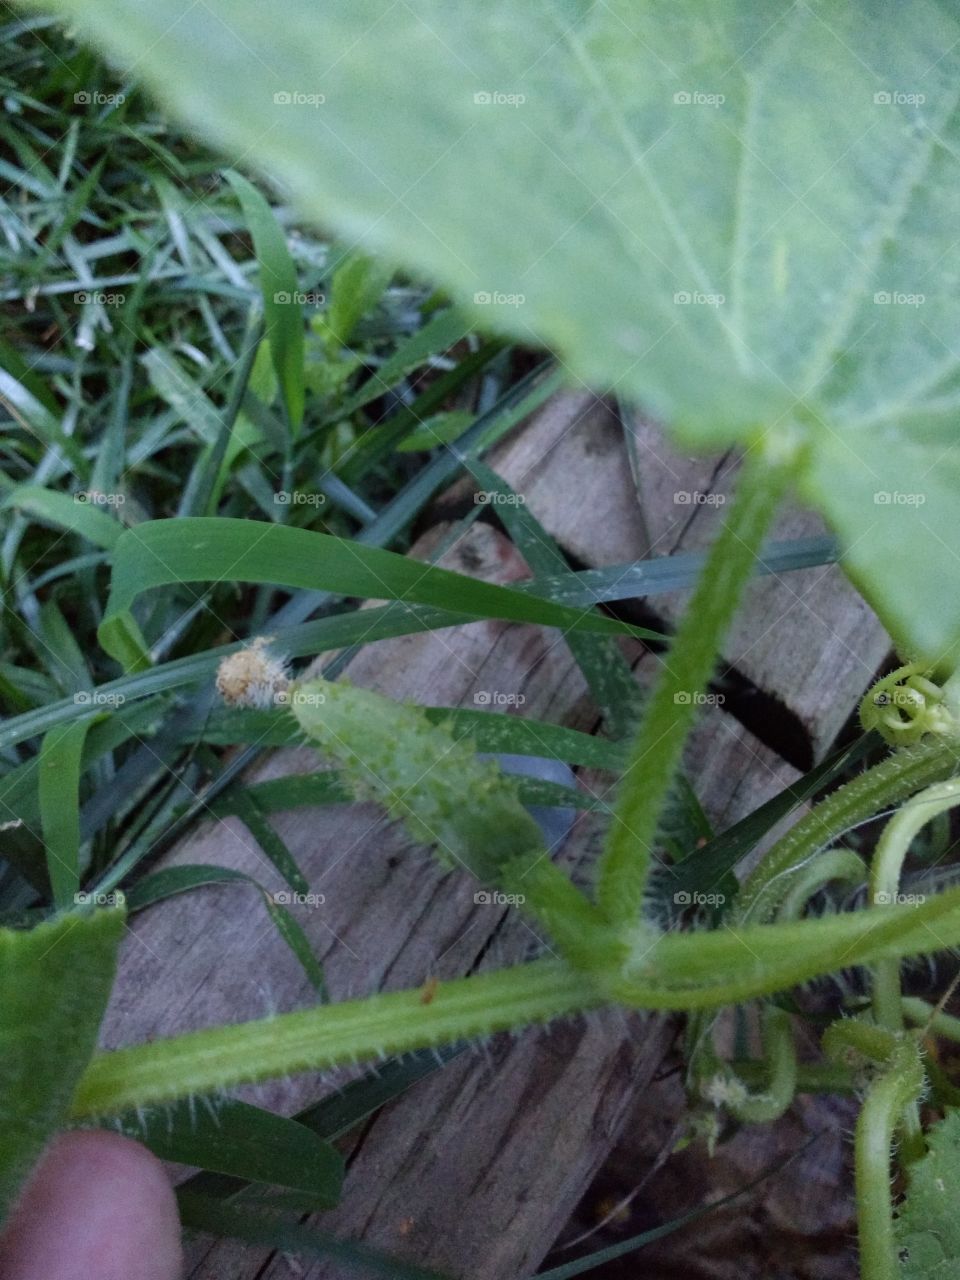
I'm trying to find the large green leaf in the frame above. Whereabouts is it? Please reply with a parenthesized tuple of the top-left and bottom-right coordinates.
(896, 1108, 960, 1277)
(30, 0, 960, 663)
(0, 910, 125, 1225)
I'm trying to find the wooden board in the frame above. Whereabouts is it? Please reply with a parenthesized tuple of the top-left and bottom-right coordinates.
(98, 391, 882, 1278)
(439, 397, 891, 764)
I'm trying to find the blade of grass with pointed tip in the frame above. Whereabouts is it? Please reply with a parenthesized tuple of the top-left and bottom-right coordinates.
(226, 170, 304, 432)
(39, 718, 92, 909)
(2, 485, 124, 549)
(113, 1098, 343, 1204)
(97, 516, 660, 668)
(124, 863, 326, 996)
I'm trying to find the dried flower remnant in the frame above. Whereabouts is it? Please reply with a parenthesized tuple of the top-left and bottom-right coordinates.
(215, 637, 290, 709)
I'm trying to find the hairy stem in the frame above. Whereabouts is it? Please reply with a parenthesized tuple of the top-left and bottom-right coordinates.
(854, 1038, 925, 1280)
(870, 780, 960, 1030)
(737, 739, 960, 922)
(732, 1058, 855, 1093)
(724, 1005, 797, 1123)
(69, 887, 960, 1120)
(598, 451, 791, 927)
(71, 958, 603, 1120)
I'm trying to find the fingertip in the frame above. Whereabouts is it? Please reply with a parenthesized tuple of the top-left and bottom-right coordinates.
(0, 1129, 182, 1280)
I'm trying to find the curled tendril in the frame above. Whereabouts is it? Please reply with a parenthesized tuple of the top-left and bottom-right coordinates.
(860, 663, 959, 746)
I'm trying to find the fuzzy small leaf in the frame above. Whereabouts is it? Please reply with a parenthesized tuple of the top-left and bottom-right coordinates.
(0, 911, 125, 1225)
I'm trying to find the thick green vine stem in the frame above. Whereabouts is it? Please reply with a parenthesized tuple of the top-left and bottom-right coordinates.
(870, 779, 960, 1030)
(852, 1037, 925, 1280)
(66, 887, 960, 1120)
(597, 449, 792, 928)
(737, 738, 960, 923)
(71, 957, 603, 1120)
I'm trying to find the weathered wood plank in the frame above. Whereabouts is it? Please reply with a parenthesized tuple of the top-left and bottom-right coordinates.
(98, 510, 801, 1280)
(92, 388, 886, 1279)
(440, 395, 891, 762)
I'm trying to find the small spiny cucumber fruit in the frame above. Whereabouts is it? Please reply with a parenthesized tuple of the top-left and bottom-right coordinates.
(288, 676, 545, 885)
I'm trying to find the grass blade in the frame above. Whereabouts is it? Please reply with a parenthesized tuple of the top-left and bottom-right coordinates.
(226, 169, 304, 432)
(39, 718, 92, 908)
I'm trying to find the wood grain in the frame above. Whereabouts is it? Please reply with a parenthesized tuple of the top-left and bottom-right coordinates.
(100, 391, 880, 1278)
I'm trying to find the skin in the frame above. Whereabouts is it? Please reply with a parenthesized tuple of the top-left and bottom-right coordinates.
(0, 1131, 182, 1280)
